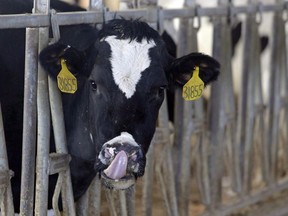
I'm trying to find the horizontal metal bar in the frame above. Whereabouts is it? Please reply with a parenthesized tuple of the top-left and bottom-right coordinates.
(0, 170, 13, 189)
(0, 3, 287, 29)
(48, 153, 71, 175)
(202, 178, 288, 216)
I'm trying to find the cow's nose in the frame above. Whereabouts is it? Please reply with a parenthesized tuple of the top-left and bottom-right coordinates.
(98, 132, 145, 180)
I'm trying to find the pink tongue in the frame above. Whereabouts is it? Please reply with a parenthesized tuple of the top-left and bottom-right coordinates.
(104, 150, 128, 180)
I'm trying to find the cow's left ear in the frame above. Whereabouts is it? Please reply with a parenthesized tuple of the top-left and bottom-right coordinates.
(168, 52, 220, 86)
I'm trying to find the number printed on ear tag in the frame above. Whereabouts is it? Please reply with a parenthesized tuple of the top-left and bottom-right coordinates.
(182, 66, 204, 101)
(57, 59, 77, 94)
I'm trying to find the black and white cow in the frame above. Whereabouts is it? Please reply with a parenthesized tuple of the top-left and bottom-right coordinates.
(0, 0, 220, 212)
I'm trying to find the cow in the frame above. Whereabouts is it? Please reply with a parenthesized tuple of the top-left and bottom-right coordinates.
(0, 0, 220, 212)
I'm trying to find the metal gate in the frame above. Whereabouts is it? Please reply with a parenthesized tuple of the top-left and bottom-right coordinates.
(0, 0, 288, 215)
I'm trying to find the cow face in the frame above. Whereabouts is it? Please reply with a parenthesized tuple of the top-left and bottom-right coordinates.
(40, 19, 219, 198)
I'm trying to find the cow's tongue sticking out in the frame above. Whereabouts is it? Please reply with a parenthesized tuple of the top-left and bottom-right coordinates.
(104, 150, 128, 180)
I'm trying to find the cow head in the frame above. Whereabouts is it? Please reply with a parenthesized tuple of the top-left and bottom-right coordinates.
(40, 19, 220, 199)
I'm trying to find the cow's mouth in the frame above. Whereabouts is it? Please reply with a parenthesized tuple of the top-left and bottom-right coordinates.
(97, 132, 145, 190)
(101, 150, 135, 189)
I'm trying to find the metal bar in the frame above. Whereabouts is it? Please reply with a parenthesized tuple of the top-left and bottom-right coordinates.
(267, 12, 282, 185)
(48, 78, 76, 216)
(154, 94, 179, 216)
(0, 103, 14, 215)
(173, 16, 188, 216)
(75, 186, 89, 216)
(206, 14, 227, 211)
(88, 176, 101, 216)
(47, 9, 76, 214)
(48, 153, 71, 175)
(242, 14, 258, 195)
(34, 0, 51, 214)
(0, 3, 287, 29)
(177, 17, 199, 216)
(142, 139, 155, 216)
(105, 190, 118, 216)
(201, 179, 288, 216)
(19, 27, 39, 216)
(34, 26, 51, 216)
(119, 191, 128, 216)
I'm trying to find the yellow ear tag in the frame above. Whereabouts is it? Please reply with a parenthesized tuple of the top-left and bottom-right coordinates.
(57, 59, 77, 94)
(182, 66, 204, 101)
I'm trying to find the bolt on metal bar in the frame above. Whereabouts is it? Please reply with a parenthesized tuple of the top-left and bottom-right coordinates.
(20, 27, 39, 216)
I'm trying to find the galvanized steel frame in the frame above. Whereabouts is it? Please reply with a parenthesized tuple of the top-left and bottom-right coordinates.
(0, 3, 288, 29)
(0, 0, 288, 216)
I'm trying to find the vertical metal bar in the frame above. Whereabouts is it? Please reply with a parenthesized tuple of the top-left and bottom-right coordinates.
(76, 188, 89, 215)
(34, 0, 51, 215)
(207, 1, 229, 209)
(48, 79, 76, 216)
(242, 15, 257, 194)
(119, 191, 128, 216)
(0, 103, 14, 215)
(35, 27, 50, 216)
(267, 12, 282, 185)
(279, 11, 288, 176)
(105, 190, 118, 216)
(173, 15, 188, 198)
(271, 11, 286, 182)
(20, 27, 39, 216)
(88, 176, 102, 216)
(48, 7, 76, 215)
(155, 94, 179, 216)
(142, 139, 155, 216)
(178, 18, 198, 216)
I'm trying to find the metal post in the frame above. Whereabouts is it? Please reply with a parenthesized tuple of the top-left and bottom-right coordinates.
(207, 0, 230, 211)
(0, 103, 14, 216)
(34, 0, 51, 215)
(177, 17, 199, 216)
(48, 79, 76, 216)
(20, 27, 39, 216)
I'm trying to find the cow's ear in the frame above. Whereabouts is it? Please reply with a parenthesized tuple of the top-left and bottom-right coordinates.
(168, 52, 220, 86)
(39, 43, 87, 78)
(39, 25, 98, 79)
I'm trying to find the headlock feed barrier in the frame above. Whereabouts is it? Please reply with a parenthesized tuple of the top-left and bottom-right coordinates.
(0, 0, 288, 215)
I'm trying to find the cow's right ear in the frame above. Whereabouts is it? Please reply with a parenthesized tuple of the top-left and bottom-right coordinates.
(39, 25, 98, 79)
(39, 43, 87, 78)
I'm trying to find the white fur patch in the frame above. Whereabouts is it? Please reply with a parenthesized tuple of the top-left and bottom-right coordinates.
(104, 36, 156, 98)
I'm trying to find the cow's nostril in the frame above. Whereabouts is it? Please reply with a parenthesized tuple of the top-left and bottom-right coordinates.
(130, 151, 138, 161)
(104, 148, 113, 159)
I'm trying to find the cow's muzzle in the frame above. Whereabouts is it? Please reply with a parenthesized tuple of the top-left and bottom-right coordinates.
(97, 132, 145, 189)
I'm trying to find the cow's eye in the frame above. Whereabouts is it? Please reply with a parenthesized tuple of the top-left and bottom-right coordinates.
(90, 80, 97, 91)
(157, 86, 166, 97)
(150, 86, 166, 100)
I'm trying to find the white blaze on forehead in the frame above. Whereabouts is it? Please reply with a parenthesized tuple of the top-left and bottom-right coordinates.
(104, 36, 156, 98)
